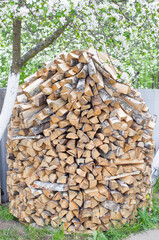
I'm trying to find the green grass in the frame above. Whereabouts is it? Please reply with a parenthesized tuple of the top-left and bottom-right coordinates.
(153, 178, 159, 193)
(0, 228, 22, 240)
(52, 224, 64, 240)
(0, 183, 159, 240)
(0, 205, 16, 221)
(23, 225, 52, 240)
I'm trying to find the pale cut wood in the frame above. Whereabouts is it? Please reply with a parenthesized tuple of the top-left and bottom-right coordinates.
(76, 78, 85, 93)
(85, 187, 98, 197)
(79, 52, 89, 63)
(76, 65, 88, 79)
(51, 72, 63, 82)
(72, 63, 83, 73)
(24, 78, 44, 97)
(51, 98, 66, 112)
(33, 181, 67, 191)
(57, 63, 70, 73)
(99, 89, 114, 105)
(114, 159, 144, 165)
(116, 108, 127, 121)
(104, 79, 120, 96)
(112, 83, 131, 94)
(123, 95, 144, 111)
(31, 92, 46, 106)
(40, 78, 52, 90)
(7, 48, 155, 232)
(102, 201, 120, 212)
(92, 55, 117, 80)
(59, 77, 73, 87)
(65, 69, 77, 77)
(99, 144, 109, 154)
(20, 105, 45, 120)
(19, 103, 34, 111)
(24, 73, 37, 83)
(118, 98, 134, 115)
(17, 94, 28, 103)
(109, 117, 122, 130)
(104, 170, 140, 180)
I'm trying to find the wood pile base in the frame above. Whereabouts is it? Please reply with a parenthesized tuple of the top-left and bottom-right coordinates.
(7, 48, 156, 232)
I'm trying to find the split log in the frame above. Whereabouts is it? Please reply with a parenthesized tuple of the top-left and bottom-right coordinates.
(7, 48, 155, 232)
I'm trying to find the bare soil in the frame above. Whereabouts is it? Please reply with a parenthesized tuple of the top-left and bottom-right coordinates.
(126, 229, 159, 240)
(0, 219, 24, 232)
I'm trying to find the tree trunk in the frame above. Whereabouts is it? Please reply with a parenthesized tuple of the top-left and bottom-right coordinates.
(132, 71, 139, 87)
(0, 16, 21, 140)
(0, 4, 70, 140)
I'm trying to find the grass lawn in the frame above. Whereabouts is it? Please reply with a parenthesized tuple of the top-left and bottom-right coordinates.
(0, 180, 159, 240)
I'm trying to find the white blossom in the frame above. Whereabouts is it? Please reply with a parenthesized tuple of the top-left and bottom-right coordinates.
(128, 66, 135, 76)
(16, 7, 29, 17)
(0, 0, 159, 90)
(121, 72, 130, 82)
(111, 12, 120, 21)
(26, 0, 34, 4)
(60, 17, 66, 25)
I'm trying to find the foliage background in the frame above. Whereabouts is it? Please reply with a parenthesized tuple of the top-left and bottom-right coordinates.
(0, 0, 159, 89)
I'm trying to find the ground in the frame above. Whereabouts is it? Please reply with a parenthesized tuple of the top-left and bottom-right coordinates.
(125, 229, 159, 240)
(0, 182, 159, 240)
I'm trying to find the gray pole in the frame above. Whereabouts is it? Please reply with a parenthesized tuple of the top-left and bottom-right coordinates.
(0, 88, 8, 203)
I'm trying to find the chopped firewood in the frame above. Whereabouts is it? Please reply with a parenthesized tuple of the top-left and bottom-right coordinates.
(99, 144, 109, 154)
(57, 63, 70, 73)
(79, 52, 89, 63)
(77, 65, 88, 79)
(32, 181, 67, 192)
(51, 98, 66, 112)
(99, 89, 114, 105)
(112, 83, 131, 94)
(92, 56, 117, 81)
(8, 48, 155, 232)
(85, 187, 98, 197)
(69, 201, 79, 211)
(102, 201, 120, 212)
(122, 95, 144, 112)
(104, 171, 140, 181)
(24, 78, 44, 97)
(109, 117, 122, 130)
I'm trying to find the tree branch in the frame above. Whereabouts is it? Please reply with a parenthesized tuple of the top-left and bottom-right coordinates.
(111, 0, 137, 26)
(21, 20, 70, 67)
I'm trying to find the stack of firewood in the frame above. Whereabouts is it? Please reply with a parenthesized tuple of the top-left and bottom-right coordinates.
(7, 47, 156, 232)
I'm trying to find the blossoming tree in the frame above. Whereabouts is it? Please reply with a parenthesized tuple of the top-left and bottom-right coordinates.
(0, 0, 158, 140)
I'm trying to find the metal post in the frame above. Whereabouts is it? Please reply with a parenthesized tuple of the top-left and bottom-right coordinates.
(0, 88, 8, 203)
